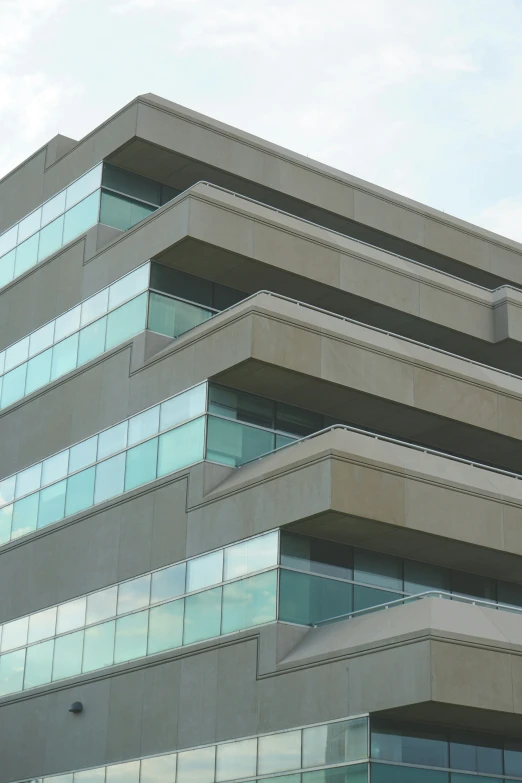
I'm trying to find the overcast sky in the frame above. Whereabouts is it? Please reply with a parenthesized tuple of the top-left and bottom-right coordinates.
(1, 0, 522, 241)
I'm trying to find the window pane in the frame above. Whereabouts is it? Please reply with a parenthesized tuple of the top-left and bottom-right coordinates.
(450, 732, 502, 775)
(353, 585, 403, 613)
(0, 225, 18, 257)
(74, 767, 106, 783)
(77, 317, 107, 366)
(224, 531, 279, 580)
(86, 586, 118, 625)
(372, 722, 448, 768)
(98, 421, 128, 460)
(117, 575, 151, 615)
(5, 336, 29, 372)
(105, 293, 147, 350)
(279, 570, 353, 626)
(0, 475, 15, 506)
(52, 630, 84, 681)
(37, 479, 66, 528)
(177, 746, 215, 783)
(18, 208, 41, 243)
(353, 550, 403, 592)
(114, 609, 149, 663)
(451, 571, 496, 602)
(280, 532, 354, 581)
(29, 322, 55, 357)
(25, 349, 52, 395)
(303, 719, 368, 767)
(41, 190, 66, 226)
(1, 363, 27, 408)
(63, 191, 99, 244)
(24, 639, 54, 689)
(216, 738, 257, 782)
(157, 416, 205, 476)
(205, 416, 274, 466)
(103, 164, 161, 205)
(147, 599, 184, 654)
(159, 384, 207, 431)
(55, 306, 81, 342)
(124, 437, 158, 491)
(57, 597, 87, 634)
(100, 190, 155, 231)
(108, 265, 150, 310)
(38, 215, 64, 261)
(183, 587, 222, 645)
(12, 492, 39, 538)
(0, 249, 15, 288)
(128, 405, 160, 446)
(65, 467, 95, 516)
(0, 503, 13, 544)
(148, 294, 213, 339)
(209, 385, 274, 427)
(1, 617, 28, 651)
(82, 620, 115, 672)
(276, 402, 323, 438)
(105, 761, 140, 783)
(258, 730, 302, 775)
(15, 233, 39, 276)
(498, 581, 522, 609)
(370, 764, 447, 783)
(221, 570, 277, 634)
(151, 562, 186, 603)
(140, 754, 177, 783)
(42, 450, 69, 486)
(94, 453, 126, 504)
(50, 332, 79, 381)
(69, 436, 98, 472)
(65, 166, 102, 209)
(0, 649, 26, 695)
(16, 463, 42, 497)
(504, 738, 522, 777)
(186, 550, 223, 592)
(28, 607, 57, 643)
(81, 288, 109, 327)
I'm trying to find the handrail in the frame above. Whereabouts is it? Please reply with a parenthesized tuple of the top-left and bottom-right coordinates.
(313, 589, 522, 627)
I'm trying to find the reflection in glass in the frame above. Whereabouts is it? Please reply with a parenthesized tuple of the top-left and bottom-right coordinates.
(205, 416, 274, 466)
(83, 620, 115, 673)
(105, 761, 140, 783)
(221, 571, 277, 634)
(94, 453, 126, 504)
(24, 639, 54, 688)
(303, 719, 369, 767)
(98, 421, 128, 460)
(37, 480, 66, 528)
(216, 738, 257, 782)
(1, 363, 27, 408)
(105, 293, 147, 350)
(86, 587, 118, 625)
(224, 531, 278, 580)
(0, 649, 25, 695)
(28, 607, 57, 644)
(42, 451, 69, 486)
(38, 215, 64, 261)
(124, 437, 158, 491)
(128, 406, 160, 446)
(69, 437, 98, 472)
(177, 746, 216, 783)
(77, 318, 107, 366)
(22, 341, 51, 394)
(148, 599, 184, 655)
(258, 730, 302, 775)
(15, 233, 39, 276)
(157, 416, 205, 476)
(12, 492, 39, 539)
(117, 575, 151, 615)
(114, 610, 148, 663)
(140, 754, 177, 783)
(279, 570, 353, 626)
(65, 467, 96, 516)
(159, 384, 206, 431)
(151, 563, 186, 604)
(53, 630, 84, 680)
(57, 597, 87, 634)
(186, 550, 223, 592)
(183, 587, 222, 645)
(62, 192, 99, 245)
(74, 767, 107, 783)
(1, 616, 29, 651)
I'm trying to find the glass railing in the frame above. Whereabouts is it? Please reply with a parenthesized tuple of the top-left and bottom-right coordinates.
(147, 290, 215, 338)
(8, 715, 368, 783)
(370, 763, 522, 782)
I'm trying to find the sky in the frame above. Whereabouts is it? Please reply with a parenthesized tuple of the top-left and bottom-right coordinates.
(1, 0, 522, 240)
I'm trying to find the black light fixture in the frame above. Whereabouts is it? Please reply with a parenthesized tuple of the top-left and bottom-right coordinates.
(69, 701, 83, 714)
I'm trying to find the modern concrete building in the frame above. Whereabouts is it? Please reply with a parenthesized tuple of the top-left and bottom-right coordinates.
(3, 93, 522, 783)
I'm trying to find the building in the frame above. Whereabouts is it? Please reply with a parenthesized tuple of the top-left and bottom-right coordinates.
(1, 92, 522, 783)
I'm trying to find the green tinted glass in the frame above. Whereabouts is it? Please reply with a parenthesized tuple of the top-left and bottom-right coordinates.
(37, 480, 66, 528)
(62, 191, 100, 245)
(65, 467, 95, 516)
(183, 587, 222, 645)
(105, 293, 147, 350)
(114, 610, 149, 663)
(205, 416, 274, 466)
(157, 416, 205, 476)
(148, 599, 184, 654)
(124, 437, 158, 491)
(12, 492, 39, 539)
(279, 570, 353, 626)
(82, 620, 115, 672)
(24, 639, 54, 688)
(221, 571, 277, 634)
(52, 630, 84, 680)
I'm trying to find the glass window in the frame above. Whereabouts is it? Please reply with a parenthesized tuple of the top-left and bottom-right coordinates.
(94, 453, 126, 505)
(55, 306, 81, 343)
(213, 282, 244, 311)
(65, 166, 102, 210)
(216, 738, 257, 782)
(65, 466, 96, 516)
(205, 416, 274, 466)
(18, 208, 41, 243)
(280, 532, 354, 581)
(1, 616, 29, 651)
(86, 586, 118, 625)
(151, 562, 186, 603)
(24, 639, 54, 689)
(498, 581, 522, 609)
(224, 531, 279, 580)
(147, 599, 184, 655)
(183, 587, 222, 645)
(0, 248, 15, 288)
(114, 609, 149, 664)
(128, 406, 160, 446)
(140, 754, 177, 783)
(29, 322, 55, 358)
(353, 585, 403, 613)
(221, 570, 277, 634)
(159, 384, 207, 431)
(0, 649, 26, 695)
(38, 215, 64, 261)
(258, 730, 302, 775)
(279, 570, 353, 626)
(98, 421, 128, 460)
(50, 332, 79, 381)
(353, 550, 403, 592)
(105, 761, 140, 783)
(177, 746, 216, 783)
(105, 293, 147, 351)
(0, 475, 16, 506)
(41, 190, 66, 226)
(25, 348, 52, 395)
(450, 732, 502, 775)
(451, 572, 496, 602)
(1, 363, 28, 408)
(16, 463, 42, 498)
(74, 767, 106, 783)
(102, 164, 161, 205)
(42, 450, 69, 486)
(303, 719, 368, 767)
(370, 764, 447, 783)
(69, 436, 98, 472)
(11, 492, 39, 539)
(81, 288, 109, 327)
(124, 437, 158, 491)
(57, 597, 87, 634)
(77, 317, 107, 366)
(5, 336, 29, 372)
(276, 402, 324, 438)
(46, 775, 74, 783)
(0, 503, 13, 544)
(108, 265, 150, 310)
(505, 738, 522, 777)
(209, 385, 274, 428)
(52, 630, 84, 681)
(82, 620, 115, 673)
(63, 191, 100, 245)
(157, 416, 205, 476)
(187, 550, 223, 592)
(28, 607, 57, 644)
(372, 722, 448, 768)
(0, 225, 18, 257)
(15, 233, 39, 276)
(148, 294, 213, 339)
(100, 190, 155, 231)
(37, 479, 67, 528)
(117, 575, 151, 615)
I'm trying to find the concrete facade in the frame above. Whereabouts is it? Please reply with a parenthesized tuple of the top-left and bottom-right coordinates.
(3, 95, 522, 781)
